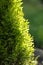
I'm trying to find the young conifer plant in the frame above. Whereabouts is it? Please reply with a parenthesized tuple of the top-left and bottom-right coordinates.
(0, 0, 36, 65)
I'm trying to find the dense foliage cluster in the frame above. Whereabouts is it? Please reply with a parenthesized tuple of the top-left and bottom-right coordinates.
(0, 0, 35, 65)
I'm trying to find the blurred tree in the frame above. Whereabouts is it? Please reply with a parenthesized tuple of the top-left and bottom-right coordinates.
(41, 0, 43, 3)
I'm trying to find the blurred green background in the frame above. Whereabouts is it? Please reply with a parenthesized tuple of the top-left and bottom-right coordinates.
(23, 0, 43, 49)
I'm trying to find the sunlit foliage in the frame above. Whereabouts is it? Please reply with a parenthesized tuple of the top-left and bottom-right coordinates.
(0, 0, 35, 65)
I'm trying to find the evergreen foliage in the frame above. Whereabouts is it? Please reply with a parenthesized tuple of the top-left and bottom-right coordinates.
(0, 0, 35, 65)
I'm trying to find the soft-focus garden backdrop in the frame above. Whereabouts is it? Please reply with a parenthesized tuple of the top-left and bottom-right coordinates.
(23, 0, 43, 49)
